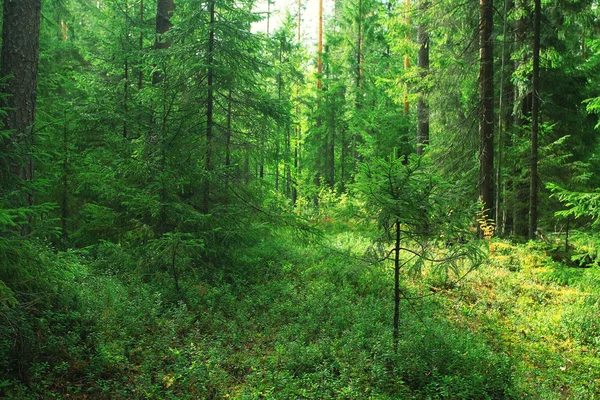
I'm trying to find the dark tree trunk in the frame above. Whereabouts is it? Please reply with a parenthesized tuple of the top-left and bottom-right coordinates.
(314, 0, 324, 207)
(139, 0, 145, 90)
(403, 0, 410, 116)
(152, 0, 174, 84)
(495, 0, 509, 235)
(512, 0, 530, 238)
(0, 0, 43, 207)
(61, 117, 70, 240)
(225, 86, 233, 188)
(203, 0, 215, 214)
(353, 0, 363, 174)
(292, 0, 302, 206)
(479, 0, 494, 225)
(529, 0, 540, 239)
(155, 0, 174, 49)
(416, 0, 429, 156)
(393, 219, 401, 352)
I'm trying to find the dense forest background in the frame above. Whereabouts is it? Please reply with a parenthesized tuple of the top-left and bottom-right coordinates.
(2, 0, 600, 398)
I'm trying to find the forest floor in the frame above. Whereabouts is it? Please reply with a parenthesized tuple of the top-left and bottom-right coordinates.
(6, 224, 600, 399)
(436, 239, 600, 398)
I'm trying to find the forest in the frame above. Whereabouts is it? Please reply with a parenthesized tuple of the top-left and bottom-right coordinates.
(2, 0, 600, 398)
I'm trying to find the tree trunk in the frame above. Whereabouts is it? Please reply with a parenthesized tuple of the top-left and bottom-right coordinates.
(495, 0, 509, 234)
(314, 0, 324, 207)
(203, 0, 215, 214)
(152, 0, 174, 84)
(416, 0, 429, 155)
(512, 0, 530, 238)
(292, 0, 302, 206)
(139, 0, 145, 90)
(225, 86, 233, 188)
(478, 0, 494, 225)
(393, 219, 401, 352)
(404, 0, 410, 116)
(0, 0, 43, 210)
(61, 114, 69, 240)
(155, 0, 174, 49)
(353, 0, 363, 174)
(529, 0, 540, 239)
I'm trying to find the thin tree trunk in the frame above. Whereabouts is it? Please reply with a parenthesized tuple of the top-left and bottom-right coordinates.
(404, 0, 410, 116)
(203, 0, 215, 214)
(416, 0, 429, 155)
(292, 0, 302, 205)
(124, 59, 129, 138)
(317, 0, 323, 90)
(61, 113, 69, 239)
(512, 0, 530, 238)
(353, 0, 363, 174)
(152, 0, 174, 84)
(393, 219, 401, 353)
(286, 121, 292, 198)
(139, 0, 144, 90)
(495, 0, 509, 233)
(479, 0, 494, 225)
(314, 0, 324, 207)
(529, 0, 540, 239)
(225, 86, 233, 188)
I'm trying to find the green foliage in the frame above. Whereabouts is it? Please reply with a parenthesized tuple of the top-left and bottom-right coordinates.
(353, 153, 485, 277)
(548, 183, 600, 226)
(4, 0, 600, 397)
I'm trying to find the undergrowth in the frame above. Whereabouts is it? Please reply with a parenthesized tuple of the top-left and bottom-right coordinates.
(8, 224, 600, 398)
(1, 226, 517, 399)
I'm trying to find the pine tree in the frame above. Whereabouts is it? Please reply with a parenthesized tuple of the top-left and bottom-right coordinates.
(478, 0, 494, 226)
(0, 0, 43, 210)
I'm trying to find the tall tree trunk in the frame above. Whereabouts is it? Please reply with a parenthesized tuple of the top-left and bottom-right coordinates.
(393, 219, 401, 352)
(203, 0, 215, 214)
(292, 0, 302, 206)
(495, 0, 509, 234)
(416, 0, 429, 155)
(314, 0, 324, 207)
(152, 0, 174, 84)
(317, 0, 323, 90)
(512, 0, 530, 238)
(326, 83, 336, 189)
(404, 0, 410, 116)
(225, 86, 233, 188)
(60, 113, 69, 240)
(0, 0, 43, 210)
(139, 0, 145, 90)
(529, 0, 540, 239)
(353, 0, 363, 175)
(124, 58, 129, 138)
(479, 0, 494, 225)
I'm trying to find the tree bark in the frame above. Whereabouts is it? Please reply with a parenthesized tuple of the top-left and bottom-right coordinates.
(203, 0, 215, 214)
(139, 0, 145, 90)
(416, 0, 429, 155)
(393, 219, 401, 352)
(479, 0, 494, 225)
(495, 0, 509, 234)
(0, 0, 43, 208)
(155, 0, 174, 49)
(292, 0, 302, 205)
(512, 0, 530, 238)
(404, 0, 410, 116)
(152, 0, 174, 84)
(529, 0, 540, 239)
